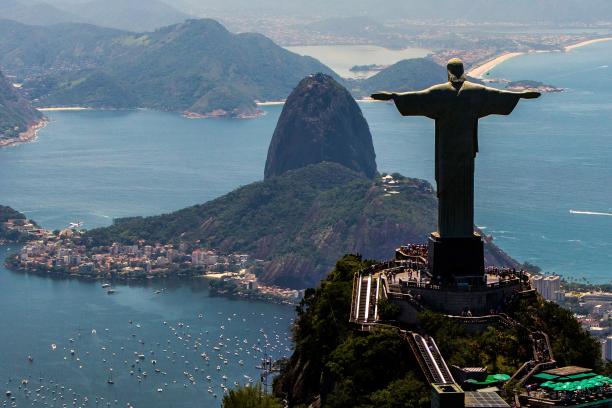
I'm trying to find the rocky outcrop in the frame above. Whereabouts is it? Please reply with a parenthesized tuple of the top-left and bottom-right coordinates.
(264, 73, 377, 179)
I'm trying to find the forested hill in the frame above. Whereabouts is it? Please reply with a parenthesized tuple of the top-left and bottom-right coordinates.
(0, 205, 31, 241)
(85, 162, 515, 289)
(0, 18, 335, 117)
(0, 69, 43, 142)
(274, 255, 604, 407)
(349, 58, 481, 98)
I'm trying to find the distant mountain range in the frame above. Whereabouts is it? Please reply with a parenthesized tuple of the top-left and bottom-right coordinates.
(0, 18, 335, 116)
(0, 69, 43, 143)
(0, 0, 191, 31)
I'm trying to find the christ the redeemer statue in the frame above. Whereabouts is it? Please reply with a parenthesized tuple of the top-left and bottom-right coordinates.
(373, 58, 539, 282)
(373, 58, 540, 239)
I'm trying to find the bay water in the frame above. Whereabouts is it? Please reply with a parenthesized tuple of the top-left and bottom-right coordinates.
(0, 40, 611, 407)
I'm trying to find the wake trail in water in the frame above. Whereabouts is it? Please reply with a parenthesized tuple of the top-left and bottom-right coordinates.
(569, 209, 612, 217)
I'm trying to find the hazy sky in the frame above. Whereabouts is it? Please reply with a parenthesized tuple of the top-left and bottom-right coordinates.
(12, 0, 612, 23)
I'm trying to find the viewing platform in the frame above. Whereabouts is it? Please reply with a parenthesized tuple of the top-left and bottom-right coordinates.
(350, 243, 532, 324)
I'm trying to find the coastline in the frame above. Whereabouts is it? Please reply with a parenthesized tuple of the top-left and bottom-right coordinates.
(4, 259, 298, 305)
(256, 101, 285, 106)
(468, 52, 525, 79)
(183, 108, 266, 119)
(469, 37, 612, 80)
(0, 118, 48, 148)
(38, 106, 90, 112)
(565, 37, 612, 51)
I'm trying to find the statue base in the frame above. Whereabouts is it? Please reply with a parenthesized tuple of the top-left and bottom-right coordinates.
(427, 232, 485, 286)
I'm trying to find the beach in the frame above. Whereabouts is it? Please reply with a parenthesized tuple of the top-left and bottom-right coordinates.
(468, 52, 525, 79)
(256, 101, 285, 106)
(38, 106, 90, 112)
(565, 37, 612, 51)
(0, 118, 48, 148)
(469, 37, 612, 80)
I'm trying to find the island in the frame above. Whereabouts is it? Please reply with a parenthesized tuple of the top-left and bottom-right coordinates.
(506, 80, 563, 93)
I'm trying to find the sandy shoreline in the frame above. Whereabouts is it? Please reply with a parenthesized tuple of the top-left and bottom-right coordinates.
(256, 101, 285, 106)
(468, 52, 525, 79)
(469, 37, 612, 80)
(565, 37, 612, 51)
(0, 118, 48, 148)
(38, 107, 90, 112)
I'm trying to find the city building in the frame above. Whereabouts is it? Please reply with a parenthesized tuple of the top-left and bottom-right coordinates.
(531, 275, 562, 302)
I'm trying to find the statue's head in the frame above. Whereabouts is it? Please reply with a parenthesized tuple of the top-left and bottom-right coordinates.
(447, 58, 466, 84)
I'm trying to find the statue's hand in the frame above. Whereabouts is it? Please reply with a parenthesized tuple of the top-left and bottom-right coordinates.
(521, 91, 541, 99)
(371, 92, 395, 101)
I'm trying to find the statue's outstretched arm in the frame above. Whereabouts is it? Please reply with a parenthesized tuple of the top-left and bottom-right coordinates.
(479, 87, 540, 118)
(494, 89, 541, 99)
(372, 89, 437, 118)
(371, 92, 396, 101)
(519, 91, 541, 99)
(371, 90, 430, 101)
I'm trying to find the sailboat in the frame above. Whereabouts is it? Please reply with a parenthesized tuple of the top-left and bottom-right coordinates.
(107, 369, 114, 385)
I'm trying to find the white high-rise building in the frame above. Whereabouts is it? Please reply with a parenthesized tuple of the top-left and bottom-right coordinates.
(530, 275, 561, 302)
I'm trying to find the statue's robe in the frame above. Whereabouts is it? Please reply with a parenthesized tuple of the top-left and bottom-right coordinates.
(392, 81, 523, 238)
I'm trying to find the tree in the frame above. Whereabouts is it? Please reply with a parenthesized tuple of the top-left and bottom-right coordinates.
(222, 384, 283, 408)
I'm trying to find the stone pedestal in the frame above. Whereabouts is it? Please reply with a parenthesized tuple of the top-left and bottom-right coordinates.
(427, 232, 485, 285)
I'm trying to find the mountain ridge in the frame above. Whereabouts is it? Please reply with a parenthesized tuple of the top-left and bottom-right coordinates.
(0, 18, 337, 116)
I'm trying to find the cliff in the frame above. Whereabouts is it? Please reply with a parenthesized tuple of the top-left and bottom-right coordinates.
(264, 73, 377, 179)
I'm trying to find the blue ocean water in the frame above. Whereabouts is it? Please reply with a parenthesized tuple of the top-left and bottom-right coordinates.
(1, 43, 612, 283)
(366, 42, 612, 283)
(0, 38, 611, 407)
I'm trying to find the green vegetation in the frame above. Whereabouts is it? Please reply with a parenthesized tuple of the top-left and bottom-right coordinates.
(0, 19, 335, 116)
(85, 162, 438, 288)
(274, 254, 429, 407)
(85, 161, 513, 288)
(349, 57, 484, 98)
(419, 311, 531, 374)
(507, 298, 603, 370)
(349, 58, 446, 98)
(222, 384, 283, 408)
(0, 205, 30, 242)
(376, 298, 401, 321)
(0, 205, 26, 223)
(0, 70, 42, 140)
(274, 254, 606, 407)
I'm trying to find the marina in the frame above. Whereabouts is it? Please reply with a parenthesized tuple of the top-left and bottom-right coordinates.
(0, 246, 294, 408)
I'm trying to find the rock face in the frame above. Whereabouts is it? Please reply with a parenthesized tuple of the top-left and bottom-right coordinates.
(264, 73, 377, 179)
